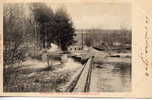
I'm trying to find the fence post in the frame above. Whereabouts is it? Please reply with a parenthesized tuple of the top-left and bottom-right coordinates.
(47, 54, 49, 68)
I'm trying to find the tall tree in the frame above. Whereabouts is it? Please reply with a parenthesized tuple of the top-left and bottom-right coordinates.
(3, 4, 29, 65)
(31, 3, 54, 48)
(53, 8, 75, 51)
(31, 4, 76, 51)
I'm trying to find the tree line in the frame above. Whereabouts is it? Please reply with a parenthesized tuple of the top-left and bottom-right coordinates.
(3, 3, 75, 65)
(83, 29, 131, 50)
(30, 3, 75, 50)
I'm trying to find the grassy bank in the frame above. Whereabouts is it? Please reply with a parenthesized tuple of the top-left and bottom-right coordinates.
(4, 58, 81, 92)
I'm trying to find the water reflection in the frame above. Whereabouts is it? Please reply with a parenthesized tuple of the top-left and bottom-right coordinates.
(93, 57, 131, 92)
(61, 56, 131, 92)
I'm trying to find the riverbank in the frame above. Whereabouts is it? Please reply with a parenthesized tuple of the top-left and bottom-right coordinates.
(4, 57, 82, 92)
(4, 50, 131, 92)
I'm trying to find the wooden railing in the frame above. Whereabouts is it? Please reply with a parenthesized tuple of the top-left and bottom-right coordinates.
(65, 56, 93, 92)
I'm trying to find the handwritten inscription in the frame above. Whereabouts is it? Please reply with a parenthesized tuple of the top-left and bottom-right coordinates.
(140, 16, 151, 76)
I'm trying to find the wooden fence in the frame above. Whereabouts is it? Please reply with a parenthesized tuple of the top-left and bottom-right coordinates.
(65, 57, 93, 92)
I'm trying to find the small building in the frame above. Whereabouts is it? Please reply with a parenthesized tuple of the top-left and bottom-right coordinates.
(68, 45, 82, 52)
(68, 45, 89, 56)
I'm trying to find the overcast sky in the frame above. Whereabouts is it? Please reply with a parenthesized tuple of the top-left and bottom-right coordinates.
(48, 2, 131, 30)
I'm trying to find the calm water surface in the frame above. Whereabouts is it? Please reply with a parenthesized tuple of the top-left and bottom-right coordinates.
(67, 56, 131, 92)
(92, 57, 131, 92)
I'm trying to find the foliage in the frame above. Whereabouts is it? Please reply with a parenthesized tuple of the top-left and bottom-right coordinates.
(83, 29, 131, 50)
(30, 3, 54, 48)
(53, 8, 75, 50)
(3, 4, 27, 66)
(31, 4, 75, 50)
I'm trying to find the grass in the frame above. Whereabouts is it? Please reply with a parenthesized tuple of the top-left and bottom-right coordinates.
(4, 64, 75, 92)
(4, 51, 131, 92)
(4, 53, 85, 92)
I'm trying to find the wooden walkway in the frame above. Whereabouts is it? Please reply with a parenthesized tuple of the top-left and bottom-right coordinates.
(65, 57, 93, 92)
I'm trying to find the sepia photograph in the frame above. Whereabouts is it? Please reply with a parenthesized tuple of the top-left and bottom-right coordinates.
(3, 2, 132, 92)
